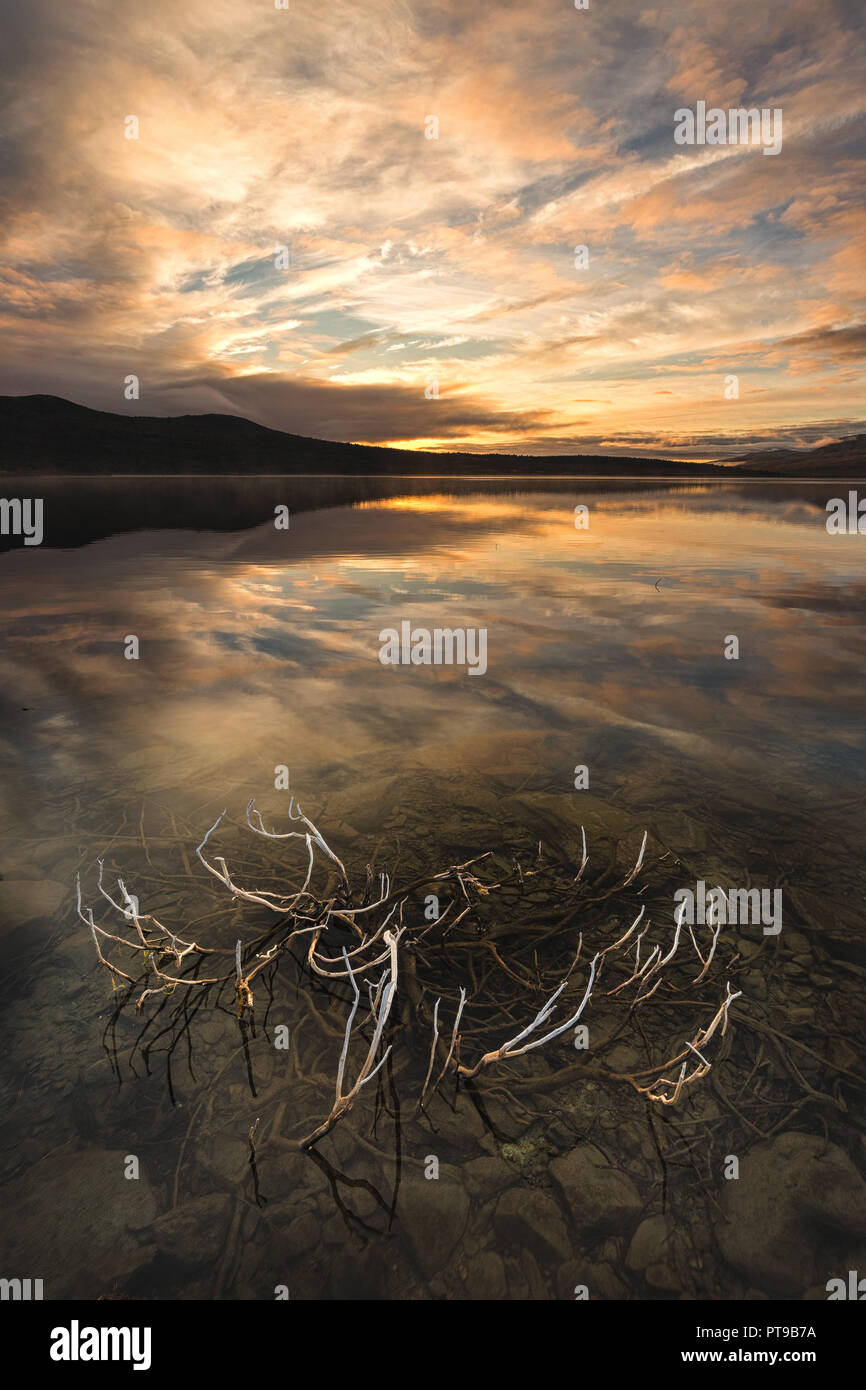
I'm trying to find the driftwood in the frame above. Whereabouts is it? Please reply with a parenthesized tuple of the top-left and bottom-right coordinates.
(78, 794, 741, 1149)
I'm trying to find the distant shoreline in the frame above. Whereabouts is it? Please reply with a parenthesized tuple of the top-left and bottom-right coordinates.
(4, 473, 866, 483)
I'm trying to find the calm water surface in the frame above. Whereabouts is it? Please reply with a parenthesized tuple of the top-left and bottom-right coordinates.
(0, 478, 863, 1299)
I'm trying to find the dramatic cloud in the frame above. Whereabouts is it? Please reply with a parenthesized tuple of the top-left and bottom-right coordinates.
(0, 0, 864, 456)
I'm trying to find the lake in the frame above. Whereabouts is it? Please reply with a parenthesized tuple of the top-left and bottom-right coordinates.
(0, 476, 864, 1300)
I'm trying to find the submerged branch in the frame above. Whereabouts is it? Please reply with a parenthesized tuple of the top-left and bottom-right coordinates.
(79, 801, 742, 1147)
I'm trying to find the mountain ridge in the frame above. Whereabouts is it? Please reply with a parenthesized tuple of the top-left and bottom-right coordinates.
(0, 394, 725, 476)
(1, 394, 864, 477)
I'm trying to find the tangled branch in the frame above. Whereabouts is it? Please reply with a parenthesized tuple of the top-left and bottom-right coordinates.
(78, 794, 743, 1149)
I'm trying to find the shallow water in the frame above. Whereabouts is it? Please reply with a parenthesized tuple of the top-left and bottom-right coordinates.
(0, 477, 864, 1300)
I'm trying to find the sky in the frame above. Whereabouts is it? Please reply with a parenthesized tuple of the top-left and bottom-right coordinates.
(0, 0, 864, 459)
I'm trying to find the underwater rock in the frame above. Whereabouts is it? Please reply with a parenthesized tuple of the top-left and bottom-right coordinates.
(715, 1132, 866, 1295)
(615, 1118, 654, 1161)
(604, 1043, 641, 1072)
(423, 1094, 488, 1148)
(494, 1186, 571, 1262)
(144, 1193, 232, 1266)
(550, 1143, 643, 1238)
(0, 1147, 158, 1298)
(518, 1247, 551, 1298)
(741, 969, 768, 1001)
(463, 1250, 508, 1300)
(785, 931, 811, 955)
(399, 1172, 470, 1278)
(626, 1214, 681, 1292)
(463, 1154, 517, 1200)
(785, 1005, 815, 1028)
(323, 1210, 355, 1247)
(194, 1135, 250, 1186)
(327, 1246, 389, 1299)
(267, 1205, 321, 1261)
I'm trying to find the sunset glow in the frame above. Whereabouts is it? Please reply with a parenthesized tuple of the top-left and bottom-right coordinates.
(1, 0, 864, 458)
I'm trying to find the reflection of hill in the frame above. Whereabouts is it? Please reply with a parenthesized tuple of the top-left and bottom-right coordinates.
(0, 474, 836, 552)
(1, 394, 730, 478)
